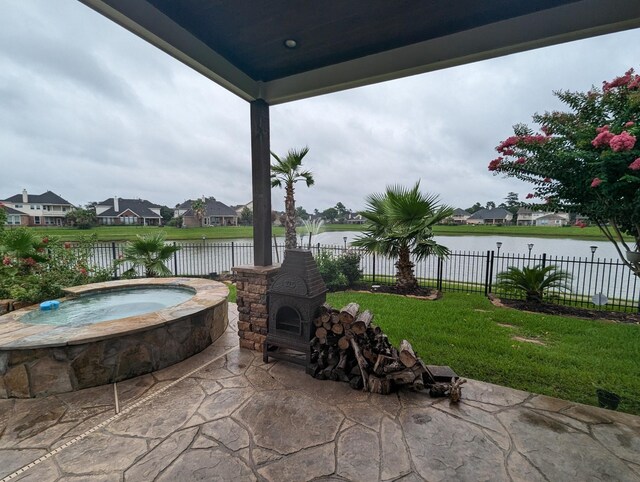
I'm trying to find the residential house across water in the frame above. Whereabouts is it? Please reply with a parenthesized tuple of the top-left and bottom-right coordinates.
(95, 197, 163, 226)
(1, 189, 74, 226)
(175, 196, 238, 227)
(517, 208, 570, 226)
(466, 208, 513, 225)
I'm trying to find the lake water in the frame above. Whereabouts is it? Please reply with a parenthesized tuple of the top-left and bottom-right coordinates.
(91, 231, 638, 310)
(217, 231, 626, 261)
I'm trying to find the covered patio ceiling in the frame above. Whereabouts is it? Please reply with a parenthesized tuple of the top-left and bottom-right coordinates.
(80, 0, 640, 105)
(78, 0, 640, 266)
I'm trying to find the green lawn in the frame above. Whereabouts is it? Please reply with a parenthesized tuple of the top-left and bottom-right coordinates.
(432, 224, 628, 240)
(25, 225, 283, 241)
(22, 223, 621, 242)
(321, 291, 640, 415)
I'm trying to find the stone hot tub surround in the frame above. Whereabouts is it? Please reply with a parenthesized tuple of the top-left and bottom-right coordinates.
(0, 278, 228, 398)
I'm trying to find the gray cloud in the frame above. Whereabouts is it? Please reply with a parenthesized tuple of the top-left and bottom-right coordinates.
(1, 0, 639, 214)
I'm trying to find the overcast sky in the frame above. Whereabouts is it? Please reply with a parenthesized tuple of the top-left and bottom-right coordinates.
(1, 1, 639, 213)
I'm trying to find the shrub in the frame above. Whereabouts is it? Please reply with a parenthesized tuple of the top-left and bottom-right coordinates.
(496, 264, 571, 303)
(316, 250, 362, 291)
(336, 251, 362, 286)
(0, 231, 112, 303)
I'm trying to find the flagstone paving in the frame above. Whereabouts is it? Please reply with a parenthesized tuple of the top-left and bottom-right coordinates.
(1, 304, 639, 481)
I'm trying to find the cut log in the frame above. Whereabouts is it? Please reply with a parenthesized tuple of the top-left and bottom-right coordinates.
(322, 321, 332, 331)
(315, 327, 327, 339)
(373, 354, 394, 376)
(351, 310, 373, 335)
(349, 338, 369, 391)
(331, 323, 344, 335)
(313, 317, 324, 327)
(387, 368, 417, 385)
(368, 376, 392, 395)
(337, 336, 350, 350)
(336, 350, 348, 370)
(412, 378, 425, 391)
(349, 376, 364, 390)
(399, 340, 417, 368)
(339, 303, 360, 325)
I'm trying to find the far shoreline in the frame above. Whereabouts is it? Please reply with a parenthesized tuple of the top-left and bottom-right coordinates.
(19, 224, 626, 243)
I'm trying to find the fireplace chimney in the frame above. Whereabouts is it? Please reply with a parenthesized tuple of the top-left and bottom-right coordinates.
(113, 196, 119, 212)
(22, 189, 28, 203)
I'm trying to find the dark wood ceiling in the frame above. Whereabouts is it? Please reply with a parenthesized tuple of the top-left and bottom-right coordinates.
(81, 0, 640, 103)
(144, 0, 580, 82)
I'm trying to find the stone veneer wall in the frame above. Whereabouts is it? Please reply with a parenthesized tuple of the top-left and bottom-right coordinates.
(0, 302, 228, 398)
(232, 265, 280, 352)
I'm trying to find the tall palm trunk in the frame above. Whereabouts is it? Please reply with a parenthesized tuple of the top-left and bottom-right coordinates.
(395, 244, 418, 291)
(284, 183, 297, 250)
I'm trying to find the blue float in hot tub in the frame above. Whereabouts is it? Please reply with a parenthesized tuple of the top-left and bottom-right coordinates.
(39, 300, 60, 311)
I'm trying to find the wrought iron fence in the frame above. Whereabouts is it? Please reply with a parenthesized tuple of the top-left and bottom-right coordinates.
(86, 241, 640, 313)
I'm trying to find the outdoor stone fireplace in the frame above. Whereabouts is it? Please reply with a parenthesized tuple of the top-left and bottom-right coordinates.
(264, 249, 327, 370)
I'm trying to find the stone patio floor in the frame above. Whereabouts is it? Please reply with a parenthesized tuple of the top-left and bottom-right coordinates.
(1, 304, 639, 481)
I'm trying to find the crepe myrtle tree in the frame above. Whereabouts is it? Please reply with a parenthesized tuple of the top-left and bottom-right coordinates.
(271, 147, 314, 250)
(489, 68, 640, 277)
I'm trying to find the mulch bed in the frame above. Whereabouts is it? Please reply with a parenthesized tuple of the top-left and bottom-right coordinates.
(350, 283, 441, 300)
(497, 298, 640, 324)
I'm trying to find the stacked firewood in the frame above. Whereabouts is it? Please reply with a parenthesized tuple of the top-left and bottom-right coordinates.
(309, 302, 465, 399)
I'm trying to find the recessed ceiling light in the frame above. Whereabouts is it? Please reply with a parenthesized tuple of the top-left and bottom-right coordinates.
(284, 39, 297, 49)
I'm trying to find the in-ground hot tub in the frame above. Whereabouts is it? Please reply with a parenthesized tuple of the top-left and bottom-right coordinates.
(0, 278, 228, 398)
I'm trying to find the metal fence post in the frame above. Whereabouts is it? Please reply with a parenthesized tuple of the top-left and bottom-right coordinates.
(437, 256, 443, 291)
(173, 242, 178, 275)
(484, 250, 492, 296)
(231, 241, 235, 267)
(541, 253, 547, 268)
(372, 253, 376, 284)
(487, 250, 495, 295)
(111, 242, 118, 279)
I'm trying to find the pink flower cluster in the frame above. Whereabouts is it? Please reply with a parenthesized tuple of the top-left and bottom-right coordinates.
(2, 256, 11, 266)
(543, 177, 551, 183)
(591, 126, 636, 151)
(496, 134, 549, 155)
(521, 135, 549, 145)
(515, 157, 527, 164)
(625, 121, 635, 127)
(591, 178, 602, 188)
(629, 158, 640, 171)
(603, 68, 640, 92)
(609, 131, 636, 152)
(525, 193, 534, 199)
(496, 136, 519, 153)
(488, 157, 503, 171)
(23, 257, 36, 266)
(591, 125, 614, 147)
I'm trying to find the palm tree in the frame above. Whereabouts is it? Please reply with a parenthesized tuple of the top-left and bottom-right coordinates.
(117, 233, 180, 278)
(271, 147, 314, 250)
(352, 182, 453, 292)
(191, 198, 206, 227)
(496, 264, 571, 303)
